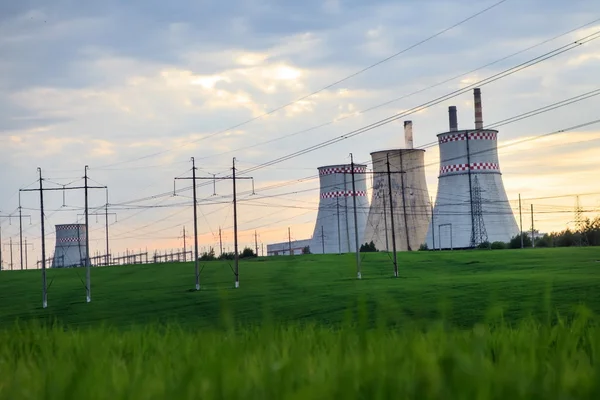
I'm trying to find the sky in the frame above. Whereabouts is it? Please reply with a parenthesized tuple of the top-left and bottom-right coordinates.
(1, 0, 599, 267)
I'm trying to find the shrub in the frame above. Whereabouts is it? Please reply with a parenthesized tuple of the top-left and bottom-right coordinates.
(199, 248, 216, 261)
(240, 248, 256, 259)
(359, 241, 377, 252)
(218, 252, 235, 260)
(509, 233, 532, 249)
(491, 241, 506, 250)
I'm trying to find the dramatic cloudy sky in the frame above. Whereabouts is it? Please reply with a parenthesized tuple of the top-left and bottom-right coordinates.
(1, 0, 599, 266)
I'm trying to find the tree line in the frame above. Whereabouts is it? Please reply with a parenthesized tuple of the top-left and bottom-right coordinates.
(198, 247, 257, 261)
(482, 216, 600, 249)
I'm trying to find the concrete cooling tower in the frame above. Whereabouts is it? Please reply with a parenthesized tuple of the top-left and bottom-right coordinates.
(310, 163, 369, 254)
(364, 121, 431, 252)
(425, 88, 519, 249)
(51, 223, 89, 268)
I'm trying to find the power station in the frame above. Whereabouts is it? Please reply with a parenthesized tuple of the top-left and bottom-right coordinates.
(51, 224, 90, 268)
(309, 163, 369, 254)
(425, 88, 519, 249)
(364, 121, 431, 251)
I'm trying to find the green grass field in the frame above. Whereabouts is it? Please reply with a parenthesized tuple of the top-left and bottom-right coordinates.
(1, 248, 600, 398)
(1, 248, 599, 328)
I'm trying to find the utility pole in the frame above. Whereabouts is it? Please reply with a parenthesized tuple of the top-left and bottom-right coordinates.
(336, 195, 341, 254)
(174, 157, 201, 290)
(261, 243, 264, 257)
(398, 151, 411, 251)
(343, 174, 351, 253)
(288, 227, 292, 255)
(77, 207, 115, 267)
(321, 226, 325, 254)
(9, 237, 13, 270)
(19, 192, 23, 270)
(350, 153, 361, 279)
(0, 216, 17, 271)
(192, 159, 199, 289)
(183, 226, 187, 262)
(25, 238, 29, 269)
(219, 227, 223, 256)
(254, 230, 258, 257)
(519, 194, 524, 249)
(39, 168, 47, 308)
(531, 204, 535, 248)
(430, 197, 436, 251)
(175, 158, 252, 288)
(105, 188, 110, 266)
(21, 167, 105, 307)
(382, 195, 389, 252)
(17, 192, 32, 271)
(84, 166, 91, 303)
(232, 158, 239, 288)
(387, 154, 398, 277)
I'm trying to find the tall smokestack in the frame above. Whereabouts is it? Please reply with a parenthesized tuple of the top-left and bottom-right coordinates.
(448, 106, 458, 131)
(474, 88, 483, 129)
(404, 120, 413, 149)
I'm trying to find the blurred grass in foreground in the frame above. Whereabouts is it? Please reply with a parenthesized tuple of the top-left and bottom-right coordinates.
(1, 309, 599, 399)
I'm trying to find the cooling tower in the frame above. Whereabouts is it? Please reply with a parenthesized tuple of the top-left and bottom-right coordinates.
(310, 163, 369, 254)
(51, 224, 89, 268)
(425, 89, 519, 249)
(364, 121, 431, 252)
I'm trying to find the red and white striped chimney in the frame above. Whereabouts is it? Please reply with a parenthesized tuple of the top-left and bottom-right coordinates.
(404, 120, 413, 149)
(474, 88, 483, 130)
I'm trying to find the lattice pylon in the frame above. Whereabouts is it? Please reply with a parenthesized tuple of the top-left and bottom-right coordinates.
(470, 176, 488, 247)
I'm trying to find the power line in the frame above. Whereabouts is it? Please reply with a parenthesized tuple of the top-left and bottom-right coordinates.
(195, 15, 600, 162)
(84, 28, 600, 212)
(238, 30, 600, 175)
(89, 0, 509, 170)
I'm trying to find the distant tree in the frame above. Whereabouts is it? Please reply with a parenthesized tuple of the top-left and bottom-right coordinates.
(509, 233, 532, 249)
(240, 247, 256, 259)
(199, 248, 216, 261)
(419, 243, 428, 251)
(556, 229, 578, 247)
(360, 241, 378, 252)
(534, 234, 551, 248)
(302, 246, 311, 254)
(582, 216, 600, 246)
(506, 214, 600, 249)
(490, 241, 506, 250)
(218, 252, 235, 260)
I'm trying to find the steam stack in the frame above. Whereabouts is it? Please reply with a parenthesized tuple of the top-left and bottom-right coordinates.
(310, 164, 368, 254)
(404, 120, 414, 149)
(363, 121, 431, 252)
(425, 89, 518, 249)
(51, 224, 89, 268)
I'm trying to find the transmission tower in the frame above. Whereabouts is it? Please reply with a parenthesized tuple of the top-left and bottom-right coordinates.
(470, 176, 488, 247)
(575, 196, 588, 246)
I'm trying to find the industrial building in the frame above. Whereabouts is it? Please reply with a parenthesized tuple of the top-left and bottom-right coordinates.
(51, 223, 90, 268)
(309, 163, 369, 254)
(363, 121, 431, 251)
(266, 239, 312, 256)
(425, 88, 519, 249)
